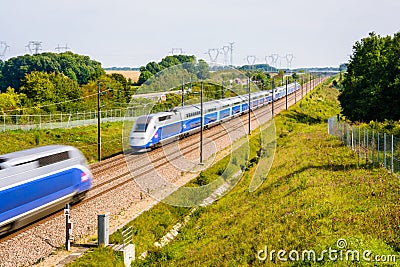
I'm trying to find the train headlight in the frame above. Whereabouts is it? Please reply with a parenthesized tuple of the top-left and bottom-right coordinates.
(81, 172, 90, 182)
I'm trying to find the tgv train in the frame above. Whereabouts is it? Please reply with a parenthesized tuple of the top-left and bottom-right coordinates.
(0, 145, 92, 236)
(130, 82, 300, 151)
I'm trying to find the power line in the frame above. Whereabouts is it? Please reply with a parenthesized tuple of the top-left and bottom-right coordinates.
(229, 42, 234, 66)
(0, 41, 10, 59)
(55, 44, 70, 53)
(285, 54, 294, 70)
(221, 45, 230, 66)
(170, 48, 184, 55)
(246, 55, 256, 66)
(206, 48, 220, 65)
(26, 41, 42, 54)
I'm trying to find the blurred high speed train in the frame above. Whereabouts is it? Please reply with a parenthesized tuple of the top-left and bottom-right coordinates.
(130, 82, 299, 151)
(0, 145, 92, 236)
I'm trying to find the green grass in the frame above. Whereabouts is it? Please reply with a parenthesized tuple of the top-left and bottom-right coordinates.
(0, 122, 124, 163)
(69, 80, 400, 266)
(67, 246, 125, 267)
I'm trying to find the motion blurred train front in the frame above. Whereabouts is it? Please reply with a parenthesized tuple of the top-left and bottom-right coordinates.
(0, 145, 92, 236)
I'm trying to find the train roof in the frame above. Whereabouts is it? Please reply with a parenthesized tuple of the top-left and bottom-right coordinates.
(0, 145, 78, 167)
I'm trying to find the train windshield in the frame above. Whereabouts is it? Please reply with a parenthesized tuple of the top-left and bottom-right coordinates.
(133, 123, 148, 132)
(133, 116, 152, 132)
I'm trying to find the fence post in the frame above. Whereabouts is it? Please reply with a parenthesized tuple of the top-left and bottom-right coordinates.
(358, 127, 361, 158)
(378, 133, 380, 165)
(50, 113, 53, 129)
(372, 130, 375, 165)
(3, 114, 5, 132)
(68, 113, 72, 128)
(384, 133, 387, 169)
(365, 128, 368, 164)
(392, 135, 394, 173)
(364, 129, 369, 164)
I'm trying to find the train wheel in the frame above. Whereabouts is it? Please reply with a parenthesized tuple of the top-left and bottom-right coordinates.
(0, 222, 14, 236)
(71, 192, 87, 204)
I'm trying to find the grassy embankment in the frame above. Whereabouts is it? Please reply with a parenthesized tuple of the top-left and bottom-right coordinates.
(0, 122, 123, 163)
(67, 80, 400, 266)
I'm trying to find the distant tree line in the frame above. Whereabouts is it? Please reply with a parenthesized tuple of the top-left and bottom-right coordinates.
(137, 55, 197, 85)
(0, 53, 208, 115)
(104, 67, 140, 71)
(0, 52, 136, 113)
(0, 52, 104, 91)
(339, 32, 400, 122)
(239, 64, 276, 72)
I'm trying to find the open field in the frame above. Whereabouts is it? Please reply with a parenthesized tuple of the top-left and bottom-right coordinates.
(105, 70, 140, 82)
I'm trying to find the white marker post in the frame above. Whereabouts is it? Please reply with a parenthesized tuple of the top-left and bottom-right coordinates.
(64, 204, 73, 251)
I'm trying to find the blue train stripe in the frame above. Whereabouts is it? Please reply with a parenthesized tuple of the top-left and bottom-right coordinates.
(0, 167, 91, 224)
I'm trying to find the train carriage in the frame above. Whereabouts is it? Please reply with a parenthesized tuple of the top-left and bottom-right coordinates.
(130, 82, 298, 151)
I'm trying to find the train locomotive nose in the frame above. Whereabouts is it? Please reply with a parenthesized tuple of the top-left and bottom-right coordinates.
(130, 133, 149, 150)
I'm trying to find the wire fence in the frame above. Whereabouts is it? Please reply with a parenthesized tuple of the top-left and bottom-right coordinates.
(328, 116, 400, 177)
(0, 108, 141, 132)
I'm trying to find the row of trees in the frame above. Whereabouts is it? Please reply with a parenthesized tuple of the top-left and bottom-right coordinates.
(0, 52, 136, 113)
(0, 53, 211, 114)
(339, 32, 400, 122)
(138, 55, 198, 84)
(0, 52, 105, 91)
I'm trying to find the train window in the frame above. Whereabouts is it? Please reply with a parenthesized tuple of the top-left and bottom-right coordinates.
(133, 123, 148, 132)
(38, 151, 70, 167)
(15, 159, 37, 166)
(158, 115, 171, 122)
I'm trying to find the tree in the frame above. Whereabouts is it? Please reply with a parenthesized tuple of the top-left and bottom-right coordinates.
(339, 63, 348, 72)
(137, 55, 197, 85)
(339, 32, 400, 122)
(0, 59, 4, 80)
(19, 71, 81, 112)
(0, 52, 104, 92)
(0, 87, 24, 112)
(196, 59, 209, 80)
(138, 69, 154, 85)
(250, 70, 270, 90)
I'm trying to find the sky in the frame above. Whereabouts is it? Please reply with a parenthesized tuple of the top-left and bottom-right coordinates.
(0, 0, 399, 69)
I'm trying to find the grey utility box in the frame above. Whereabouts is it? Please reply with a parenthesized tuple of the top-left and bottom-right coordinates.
(98, 213, 109, 246)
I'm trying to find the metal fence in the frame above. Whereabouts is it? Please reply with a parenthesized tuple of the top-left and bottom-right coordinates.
(328, 116, 400, 177)
(0, 108, 142, 132)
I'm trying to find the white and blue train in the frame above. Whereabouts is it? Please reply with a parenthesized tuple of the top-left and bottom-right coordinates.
(0, 145, 92, 235)
(130, 82, 300, 151)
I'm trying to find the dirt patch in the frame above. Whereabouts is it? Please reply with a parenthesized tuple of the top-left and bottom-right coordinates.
(105, 70, 140, 82)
